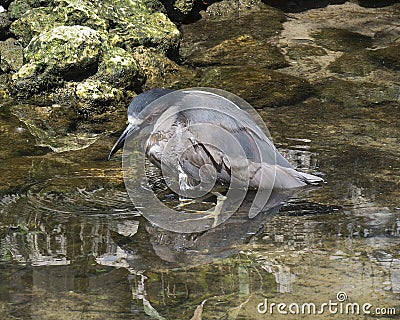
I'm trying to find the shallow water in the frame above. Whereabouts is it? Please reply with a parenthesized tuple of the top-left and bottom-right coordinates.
(2, 3, 400, 320)
(1, 96, 398, 319)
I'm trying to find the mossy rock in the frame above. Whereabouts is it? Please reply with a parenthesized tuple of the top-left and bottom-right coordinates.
(12, 26, 103, 96)
(0, 12, 11, 41)
(25, 25, 104, 76)
(11, 0, 181, 53)
(180, 6, 285, 58)
(10, 7, 61, 47)
(187, 34, 287, 69)
(132, 46, 196, 90)
(7, 0, 32, 20)
(11, 62, 64, 97)
(197, 66, 313, 108)
(329, 52, 376, 76)
(75, 79, 123, 105)
(204, 0, 276, 21)
(0, 38, 24, 73)
(175, 0, 194, 12)
(53, 0, 107, 31)
(102, 0, 180, 53)
(95, 46, 142, 89)
(313, 28, 373, 52)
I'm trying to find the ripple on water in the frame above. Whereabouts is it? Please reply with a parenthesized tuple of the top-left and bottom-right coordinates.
(4, 176, 140, 217)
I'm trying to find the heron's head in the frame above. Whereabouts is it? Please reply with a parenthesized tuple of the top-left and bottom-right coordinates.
(107, 88, 174, 160)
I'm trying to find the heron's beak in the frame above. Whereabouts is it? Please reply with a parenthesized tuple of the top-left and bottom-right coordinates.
(107, 123, 136, 160)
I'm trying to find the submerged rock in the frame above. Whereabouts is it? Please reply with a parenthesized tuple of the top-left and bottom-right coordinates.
(196, 66, 313, 108)
(313, 28, 373, 52)
(187, 34, 287, 69)
(10, 103, 102, 153)
(286, 45, 327, 60)
(180, 1, 285, 59)
(329, 52, 376, 76)
(315, 77, 400, 107)
(368, 45, 400, 70)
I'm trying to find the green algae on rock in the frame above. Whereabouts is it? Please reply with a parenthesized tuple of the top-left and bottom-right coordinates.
(7, 0, 183, 100)
(9, 7, 60, 47)
(12, 25, 104, 97)
(103, 0, 180, 53)
(172, 0, 195, 15)
(0, 38, 24, 73)
(132, 46, 196, 90)
(313, 28, 373, 52)
(187, 34, 287, 69)
(53, 0, 107, 31)
(328, 52, 376, 76)
(368, 44, 400, 70)
(7, 0, 32, 20)
(315, 77, 400, 107)
(25, 25, 103, 75)
(197, 66, 313, 108)
(75, 79, 124, 108)
(94, 46, 142, 89)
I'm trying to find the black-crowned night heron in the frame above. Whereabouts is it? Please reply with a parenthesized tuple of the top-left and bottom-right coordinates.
(108, 88, 323, 191)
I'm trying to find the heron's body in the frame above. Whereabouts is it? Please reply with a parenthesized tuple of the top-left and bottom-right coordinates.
(109, 88, 323, 190)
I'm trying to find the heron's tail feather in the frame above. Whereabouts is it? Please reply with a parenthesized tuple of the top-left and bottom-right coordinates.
(272, 166, 324, 189)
